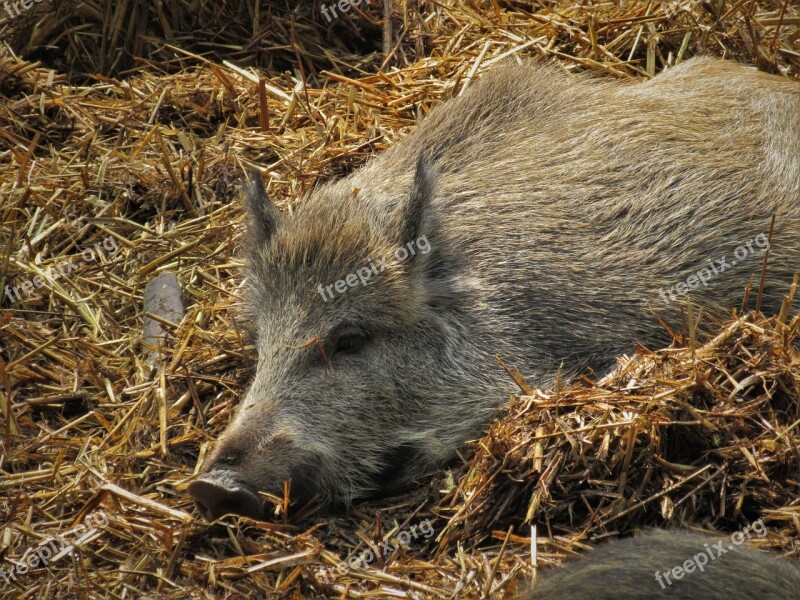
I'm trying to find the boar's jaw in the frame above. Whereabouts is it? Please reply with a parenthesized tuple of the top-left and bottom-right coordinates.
(370, 443, 423, 494)
(188, 471, 264, 521)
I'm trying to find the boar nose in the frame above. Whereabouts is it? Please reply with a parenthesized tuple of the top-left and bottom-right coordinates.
(188, 474, 264, 521)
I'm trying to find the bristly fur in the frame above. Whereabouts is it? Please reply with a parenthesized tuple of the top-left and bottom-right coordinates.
(528, 529, 800, 599)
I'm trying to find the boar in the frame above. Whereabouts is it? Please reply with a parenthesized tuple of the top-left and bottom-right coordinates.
(189, 57, 800, 520)
(527, 529, 800, 599)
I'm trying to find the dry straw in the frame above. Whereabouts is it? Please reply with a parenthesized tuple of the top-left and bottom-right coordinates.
(1, 1, 799, 598)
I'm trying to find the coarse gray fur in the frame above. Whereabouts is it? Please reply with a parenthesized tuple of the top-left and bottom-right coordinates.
(527, 529, 800, 599)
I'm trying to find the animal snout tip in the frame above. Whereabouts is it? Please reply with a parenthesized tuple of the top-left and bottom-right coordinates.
(188, 476, 264, 521)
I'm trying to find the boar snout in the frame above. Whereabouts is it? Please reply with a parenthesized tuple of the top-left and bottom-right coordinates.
(188, 426, 269, 520)
(190, 424, 322, 519)
(189, 432, 267, 519)
(188, 473, 264, 521)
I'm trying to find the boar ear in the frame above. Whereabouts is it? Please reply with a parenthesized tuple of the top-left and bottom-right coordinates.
(244, 169, 280, 246)
(399, 153, 437, 248)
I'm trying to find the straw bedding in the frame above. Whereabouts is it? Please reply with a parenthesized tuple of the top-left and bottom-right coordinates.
(1, 1, 799, 598)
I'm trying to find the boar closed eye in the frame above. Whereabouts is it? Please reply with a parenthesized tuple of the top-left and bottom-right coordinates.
(334, 332, 365, 355)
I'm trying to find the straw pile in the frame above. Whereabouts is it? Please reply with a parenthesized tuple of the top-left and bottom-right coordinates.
(1, 1, 799, 598)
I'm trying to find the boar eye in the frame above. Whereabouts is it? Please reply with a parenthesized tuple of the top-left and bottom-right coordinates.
(335, 332, 365, 355)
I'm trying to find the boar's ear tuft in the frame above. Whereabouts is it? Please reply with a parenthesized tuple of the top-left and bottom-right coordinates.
(244, 169, 280, 246)
(400, 153, 437, 248)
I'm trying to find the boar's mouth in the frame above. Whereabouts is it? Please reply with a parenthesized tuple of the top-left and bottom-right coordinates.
(188, 471, 264, 521)
(189, 457, 325, 520)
